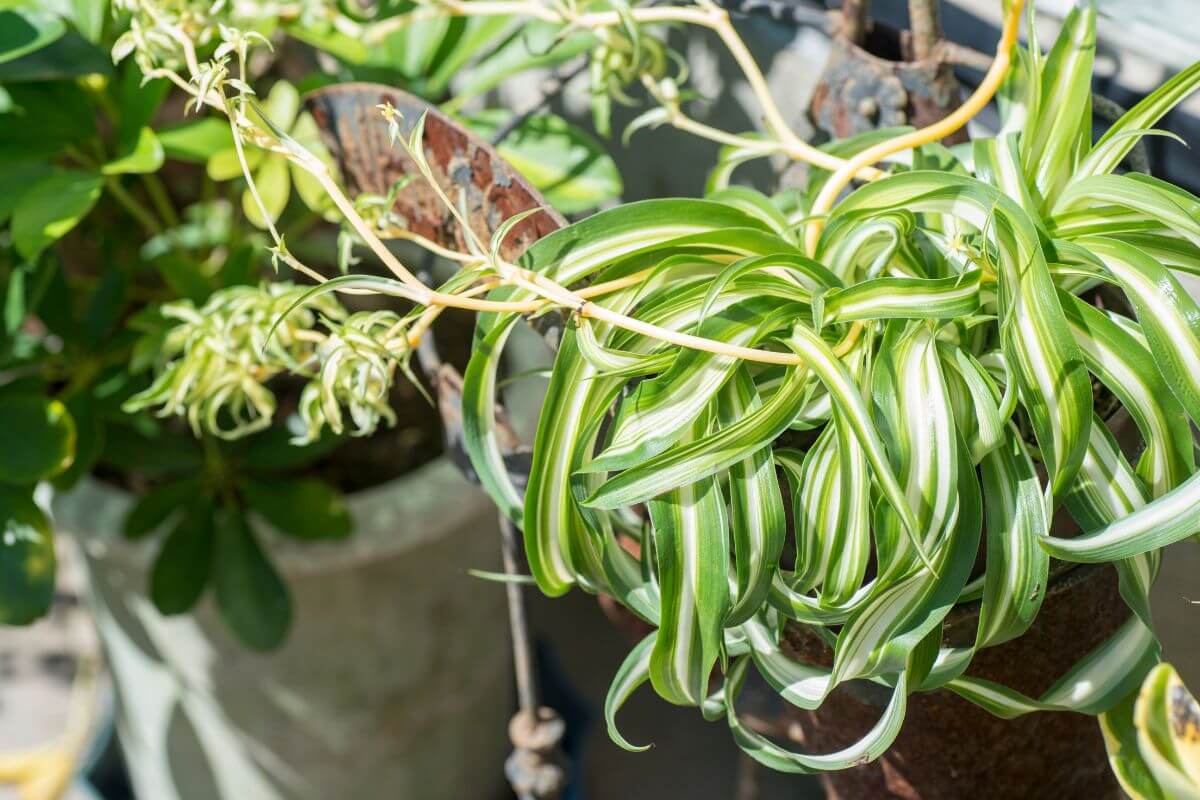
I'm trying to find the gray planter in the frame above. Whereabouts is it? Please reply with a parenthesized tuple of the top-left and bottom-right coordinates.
(55, 457, 512, 800)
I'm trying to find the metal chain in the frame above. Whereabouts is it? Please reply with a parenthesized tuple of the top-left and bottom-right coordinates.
(411, 269, 567, 799)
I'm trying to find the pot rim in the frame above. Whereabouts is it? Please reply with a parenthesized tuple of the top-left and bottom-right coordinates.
(55, 455, 494, 576)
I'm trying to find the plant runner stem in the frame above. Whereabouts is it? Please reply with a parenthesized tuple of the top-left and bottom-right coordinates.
(147, 0, 1020, 373)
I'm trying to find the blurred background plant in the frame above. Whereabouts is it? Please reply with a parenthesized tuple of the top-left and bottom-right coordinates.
(0, 0, 622, 648)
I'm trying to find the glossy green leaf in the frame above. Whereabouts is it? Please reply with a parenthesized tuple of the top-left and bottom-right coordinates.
(214, 513, 292, 650)
(0, 393, 75, 484)
(242, 150, 291, 229)
(0, 8, 65, 65)
(123, 479, 203, 539)
(151, 504, 214, 615)
(11, 169, 102, 259)
(158, 117, 235, 162)
(0, 160, 52, 223)
(0, 486, 55, 624)
(103, 126, 164, 175)
(242, 477, 352, 540)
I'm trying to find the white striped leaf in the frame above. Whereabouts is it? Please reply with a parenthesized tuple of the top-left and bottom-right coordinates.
(870, 322, 960, 580)
(720, 368, 786, 625)
(604, 634, 655, 752)
(590, 299, 800, 472)
(1043, 445, 1200, 562)
(949, 616, 1158, 719)
(1075, 61, 1200, 183)
(725, 655, 909, 773)
(1053, 174, 1200, 248)
(1131, 664, 1200, 798)
(1078, 236, 1200, 428)
(583, 360, 813, 509)
(819, 272, 982, 326)
(1019, 3, 1096, 203)
(827, 171, 1092, 499)
(647, 419, 730, 706)
(976, 425, 1049, 648)
(1059, 290, 1194, 495)
(830, 440, 980, 685)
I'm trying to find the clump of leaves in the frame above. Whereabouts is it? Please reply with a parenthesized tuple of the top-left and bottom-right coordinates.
(1, 0, 625, 640)
(297, 310, 412, 443)
(454, 6, 1200, 772)
(117, 420, 355, 651)
(125, 282, 415, 444)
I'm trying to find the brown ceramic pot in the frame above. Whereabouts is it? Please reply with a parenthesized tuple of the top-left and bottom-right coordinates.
(809, 22, 967, 146)
(783, 564, 1127, 800)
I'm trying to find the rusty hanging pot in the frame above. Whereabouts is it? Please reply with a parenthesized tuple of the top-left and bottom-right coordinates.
(809, 18, 967, 145)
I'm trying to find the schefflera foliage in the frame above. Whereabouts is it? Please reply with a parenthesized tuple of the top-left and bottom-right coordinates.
(462, 6, 1200, 771)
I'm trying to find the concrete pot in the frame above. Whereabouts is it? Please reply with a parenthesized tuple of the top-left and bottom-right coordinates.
(54, 458, 512, 800)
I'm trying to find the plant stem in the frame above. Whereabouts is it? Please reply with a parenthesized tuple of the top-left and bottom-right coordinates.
(104, 176, 163, 236)
(69, 144, 165, 236)
(140, 173, 181, 229)
(202, 434, 239, 509)
(499, 513, 539, 714)
(392, 1, 883, 180)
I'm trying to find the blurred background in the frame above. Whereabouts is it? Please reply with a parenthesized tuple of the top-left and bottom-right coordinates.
(2, 1, 1198, 799)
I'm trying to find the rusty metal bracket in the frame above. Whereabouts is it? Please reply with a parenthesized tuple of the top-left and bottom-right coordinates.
(305, 83, 566, 263)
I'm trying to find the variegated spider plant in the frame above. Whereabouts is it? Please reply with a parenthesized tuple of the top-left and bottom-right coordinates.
(460, 5, 1200, 773)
